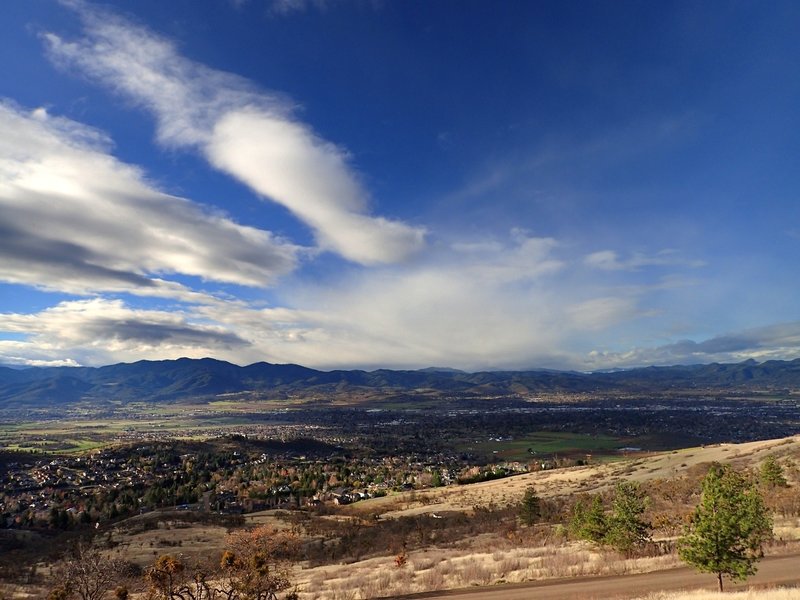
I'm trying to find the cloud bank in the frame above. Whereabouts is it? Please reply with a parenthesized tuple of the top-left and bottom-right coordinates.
(187, 234, 647, 370)
(0, 299, 248, 367)
(585, 322, 800, 370)
(0, 102, 299, 296)
(5, 276, 797, 372)
(44, 2, 425, 265)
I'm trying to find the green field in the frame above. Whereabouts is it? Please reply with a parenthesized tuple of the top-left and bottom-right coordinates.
(460, 431, 633, 461)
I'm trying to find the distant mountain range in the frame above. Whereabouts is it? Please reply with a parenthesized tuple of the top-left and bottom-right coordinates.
(0, 357, 799, 407)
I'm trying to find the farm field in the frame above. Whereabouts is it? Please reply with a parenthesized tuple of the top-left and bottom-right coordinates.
(0, 405, 296, 453)
(458, 431, 630, 462)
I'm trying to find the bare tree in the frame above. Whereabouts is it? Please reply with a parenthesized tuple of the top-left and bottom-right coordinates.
(49, 543, 126, 600)
(218, 527, 299, 600)
(143, 527, 299, 600)
(144, 555, 218, 600)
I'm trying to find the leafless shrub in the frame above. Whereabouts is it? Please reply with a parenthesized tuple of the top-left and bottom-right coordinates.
(436, 559, 453, 577)
(330, 585, 358, 600)
(411, 556, 436, 571)
(497, 555, 524, 577)
(538, 547, 588, 578)
(418, 566, 445, 591)
(391, 567, 412, 589)
(459, 557, 494, 586)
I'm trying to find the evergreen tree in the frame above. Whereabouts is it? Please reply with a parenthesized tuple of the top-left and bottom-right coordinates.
(570, 494, 607, 543)
(760, 454, 788, 488)
(431, 470, 443, 488)
(604, 481, 651, 555)
(49, 507, 61, 530)
(678, 464, 772, 592)
(518, 485, 541, 526)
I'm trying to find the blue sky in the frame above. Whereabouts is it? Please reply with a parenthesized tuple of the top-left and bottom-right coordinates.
(0, 0, 798, 370)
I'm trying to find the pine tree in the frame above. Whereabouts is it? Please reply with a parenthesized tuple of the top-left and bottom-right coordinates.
(518, 485, 541, 526)
(760, 454, 788, 488)
(604, 481, 651, 555)
(678, 464, 772, 592)
(570, 494, 607, 543)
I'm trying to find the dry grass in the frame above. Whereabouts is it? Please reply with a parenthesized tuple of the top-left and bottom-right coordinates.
(637, 587, 800, 600)
(101, 509, 293, 567)
(296, 435, 800, 599)
(105, 520, 229, 566)
(295, 538, 683, 599)
(346, 436, 800, 520)
(0, 583, 40, 600)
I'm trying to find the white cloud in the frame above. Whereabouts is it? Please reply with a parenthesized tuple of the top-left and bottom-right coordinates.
(3, 219, 797, 370)
(2, 218, 725, 370)
(0, 101, 300, 295)
(583, 322, 800, 370)
(0, 354, 80, 368)
(584, 249, 706, 271)
(218, 232, 629, 370)
(207, 110, 425, 264)
(0, 231, 619, 370)
(451, 231, 563, 283)
(0, 298, 248, 366)
(44, 3, 426, 265)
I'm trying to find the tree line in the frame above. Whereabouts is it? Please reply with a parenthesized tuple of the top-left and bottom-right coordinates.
(520, 457, 781, 591)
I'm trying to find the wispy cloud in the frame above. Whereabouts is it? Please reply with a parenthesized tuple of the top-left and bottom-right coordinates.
(0, 101, 300, 296)
(584, 249, 706, 271)
(44, 1, 425, 265)
(444, 113, 699, 207)
(269, 0, 333, 16)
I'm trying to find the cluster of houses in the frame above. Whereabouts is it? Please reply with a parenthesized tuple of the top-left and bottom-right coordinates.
(1, 439, 537, 529)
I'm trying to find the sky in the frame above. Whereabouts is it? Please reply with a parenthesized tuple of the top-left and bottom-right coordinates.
(0, 0, 798, 371)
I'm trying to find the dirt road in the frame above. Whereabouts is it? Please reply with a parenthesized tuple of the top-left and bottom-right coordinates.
(404, 554, 800, 600)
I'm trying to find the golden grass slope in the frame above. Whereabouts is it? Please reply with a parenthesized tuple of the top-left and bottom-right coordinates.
(347, 436, 800, 519)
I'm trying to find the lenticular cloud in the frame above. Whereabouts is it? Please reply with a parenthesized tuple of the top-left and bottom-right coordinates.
(45, 2, 426, 265)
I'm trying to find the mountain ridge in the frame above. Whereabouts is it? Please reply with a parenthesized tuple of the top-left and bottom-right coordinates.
(1, 357, 799, 407)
